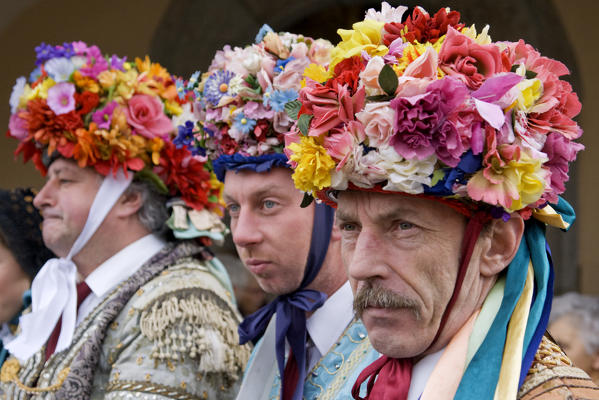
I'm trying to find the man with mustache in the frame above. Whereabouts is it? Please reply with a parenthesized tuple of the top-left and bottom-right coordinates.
(179, 26, 379, 400)
(1, 42, 250, 399)
(285, 3, 599, 399)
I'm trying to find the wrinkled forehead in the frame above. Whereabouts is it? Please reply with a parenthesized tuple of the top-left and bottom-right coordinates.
(336, 190, 466, 228)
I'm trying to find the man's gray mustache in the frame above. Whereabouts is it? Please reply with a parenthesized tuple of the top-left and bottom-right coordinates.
(353, 284, 421, 320)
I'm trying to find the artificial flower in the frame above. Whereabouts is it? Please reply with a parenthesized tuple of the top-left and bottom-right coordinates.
(125, 94, 174, 139)
(233, 112, 257, 135)
(329, 19, 387, 74)
(46, 82, 76, 115)
(288, 135, 335, 193)
(10, 77, 26, 113)
(44, 57, 75, 82)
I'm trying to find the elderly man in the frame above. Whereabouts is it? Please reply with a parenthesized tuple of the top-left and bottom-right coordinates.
(177, 26, 379, 400)
(1, 42, 249, 399)
(285, 3, 599, 399)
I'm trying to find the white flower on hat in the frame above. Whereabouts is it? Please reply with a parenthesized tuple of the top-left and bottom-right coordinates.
(375, 145, 436, 194)
(9, 77, 26, 114)
(45, 57, 75, 82)
(365, 2, 408, 23)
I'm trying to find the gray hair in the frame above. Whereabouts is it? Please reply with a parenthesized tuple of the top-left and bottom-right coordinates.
(126, 179, 169, 235)
(550, 292, 599, 354)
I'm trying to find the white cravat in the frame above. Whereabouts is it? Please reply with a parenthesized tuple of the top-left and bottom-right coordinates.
(7, 169, 133, 362)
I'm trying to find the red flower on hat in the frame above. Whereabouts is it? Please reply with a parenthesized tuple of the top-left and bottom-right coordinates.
(75, 91, 100, 116)
(327, 56, 365, 95)
(156, 141, 211, 210)
(383, 7, 464, 46)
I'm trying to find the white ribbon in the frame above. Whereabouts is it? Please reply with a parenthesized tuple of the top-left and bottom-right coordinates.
(7, 169, 133, 361)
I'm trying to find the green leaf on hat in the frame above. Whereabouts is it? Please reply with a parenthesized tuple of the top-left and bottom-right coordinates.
(208, 195, 218, 203)
(525, 70, 537, 79)
(366, 94, 395, 102)
(300, 192, 314, 208)
(298, 113, 313, 136)
(134, 168, 169, 195)
(244, 74, 261, 90)
(378, 64, 398, 96)
(285, 99, 302, 120)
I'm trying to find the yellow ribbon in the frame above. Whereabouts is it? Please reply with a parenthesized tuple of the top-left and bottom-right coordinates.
(532, 205, 569, 229)
(493, 262, 534, 400)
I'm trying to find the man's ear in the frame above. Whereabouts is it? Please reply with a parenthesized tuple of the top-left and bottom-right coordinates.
(114, 189, 143, 218)
(479, 214, 525, 277)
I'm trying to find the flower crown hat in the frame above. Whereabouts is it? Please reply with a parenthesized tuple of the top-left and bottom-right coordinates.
(5, 42, 228, 362)
(286, 3, 583, 220)
(8, 41, 226, 241)
(175, 24, 334, 182)
(175, 28, 338, 400)
(285, 3, 583, 400)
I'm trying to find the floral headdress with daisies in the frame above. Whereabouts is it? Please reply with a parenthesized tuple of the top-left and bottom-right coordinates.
(8, 41, 226, 239)
(284, 3, 583, 218)
(173, 25, 333, 181)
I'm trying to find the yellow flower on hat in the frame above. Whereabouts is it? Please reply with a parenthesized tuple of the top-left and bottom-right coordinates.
(507, 78, 542, 113)
(329, 19, 387, 75)
(288, 136, 335, 193)
(504, 152, 547, 211)
(303, 63, 329, 85)
(25, 78, 56, 101)
(73, 71, 100, 93)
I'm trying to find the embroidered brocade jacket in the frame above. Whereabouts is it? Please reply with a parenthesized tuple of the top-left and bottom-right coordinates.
(518, 335, 599, 399)
(0, 241, 251, 400)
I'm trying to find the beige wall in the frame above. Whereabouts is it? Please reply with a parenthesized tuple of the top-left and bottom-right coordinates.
(0, 1, 597, 294)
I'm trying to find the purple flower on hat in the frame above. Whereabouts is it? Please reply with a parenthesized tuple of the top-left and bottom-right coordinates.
(541, 131, 584, 203)
(46, 82, 76, 115)
(203, 70, 235, 106)
(390, 77, 468, 166)
(34, 42, 75, 66)
(109, 54, 127, 71)
(92, 101, 118, 129)
(78, 44, 109, 79)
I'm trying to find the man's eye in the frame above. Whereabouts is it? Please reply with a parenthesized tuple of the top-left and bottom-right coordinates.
(340, 223, 357, 232)
(227, 204, 240, 214)
(398, 222, 414, 230)
(263, 200, 276, 209)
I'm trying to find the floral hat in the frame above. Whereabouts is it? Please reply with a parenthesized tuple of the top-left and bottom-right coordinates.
(174, 25, 333, 181)
(284, 3, 584, 218)
(8, 41, 226, 239)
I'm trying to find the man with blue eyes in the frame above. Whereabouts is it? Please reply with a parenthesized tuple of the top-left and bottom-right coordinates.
(284, 3, 599, 399)
(185, 27, 380, 400)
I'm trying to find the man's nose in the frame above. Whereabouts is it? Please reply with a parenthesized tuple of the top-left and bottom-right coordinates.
(33, 179, 55, 210)
(347, 229, 389, 283)
(231, 208, 263, 248)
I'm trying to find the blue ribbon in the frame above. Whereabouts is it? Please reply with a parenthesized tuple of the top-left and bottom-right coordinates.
(213, 153, 289, 182)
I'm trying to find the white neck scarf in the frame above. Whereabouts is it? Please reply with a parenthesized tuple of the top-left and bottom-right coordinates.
(7, 170, 133, 362)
